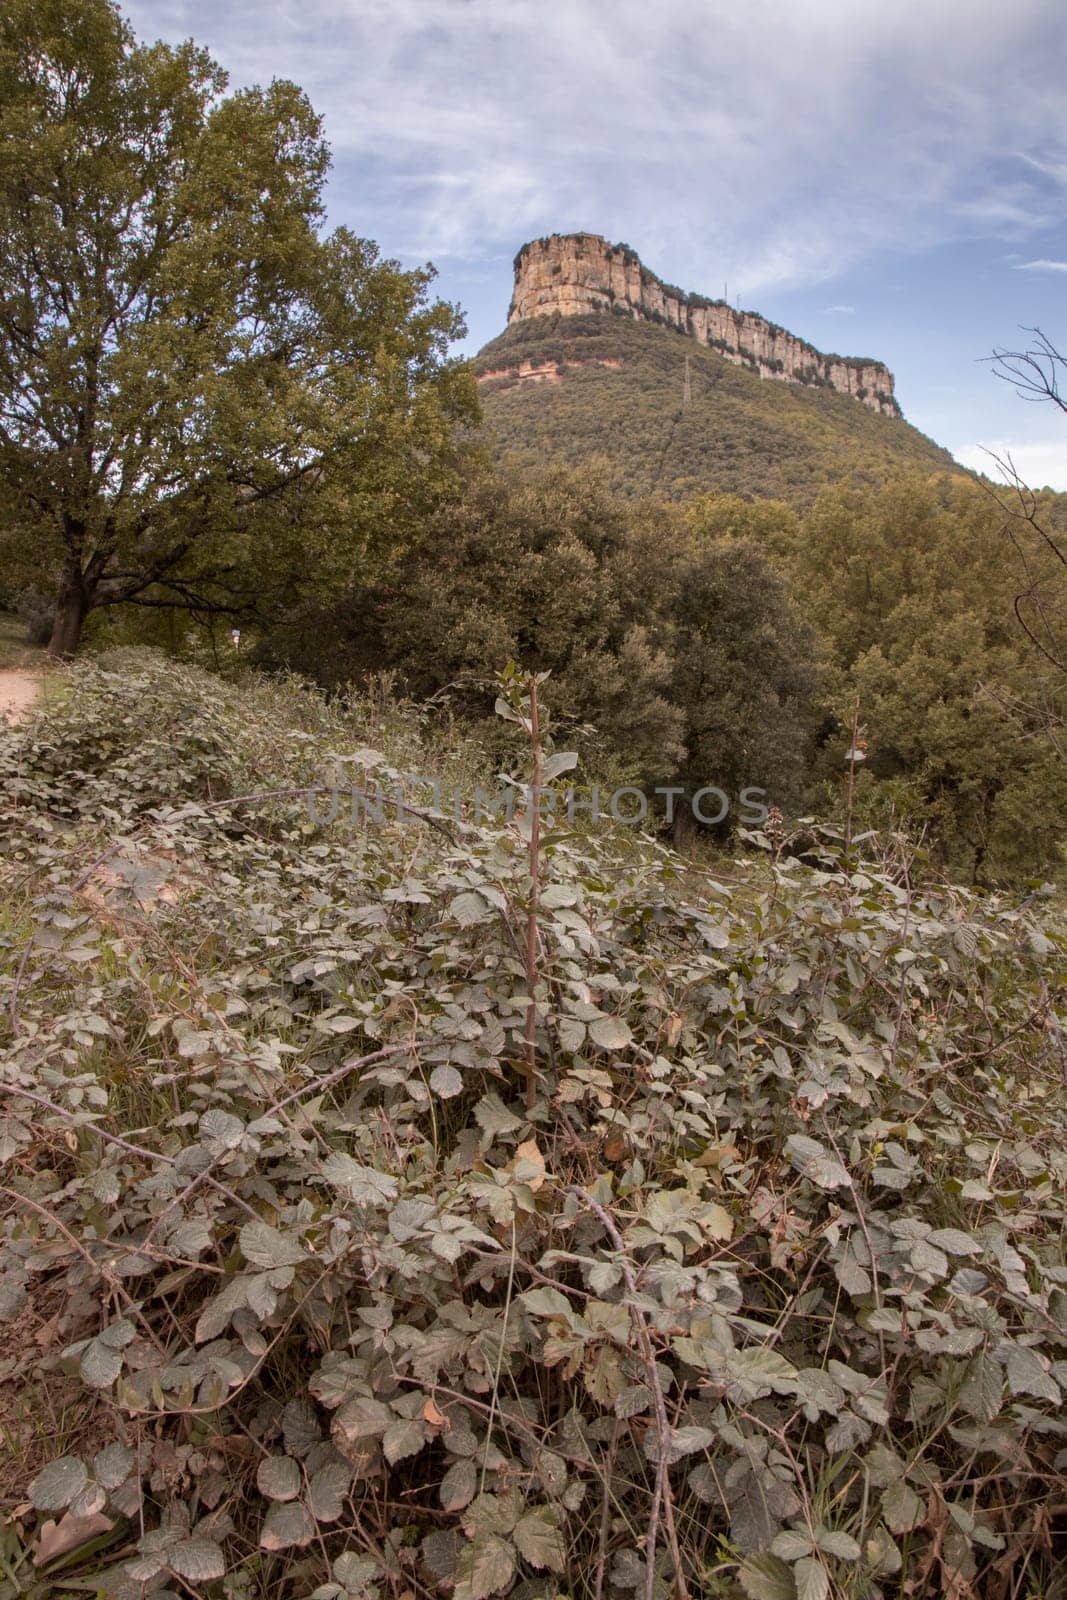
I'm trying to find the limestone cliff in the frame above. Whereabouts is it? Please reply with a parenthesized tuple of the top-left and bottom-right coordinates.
(508, 233, 899, 416)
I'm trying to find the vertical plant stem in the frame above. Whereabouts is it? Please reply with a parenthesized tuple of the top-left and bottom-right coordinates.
(594, 1418, 622, 1600)
(570, 1187, 690, 1600)
(844, 696, 861, 856)
(524, 676, 542, 1111)
(643, 1476, 663, 1600)
(480, 1219, 517, 1495)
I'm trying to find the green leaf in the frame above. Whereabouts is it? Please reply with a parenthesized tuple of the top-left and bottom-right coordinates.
(926, 1228, 980, 1256)
(440, 1457, 478, 1512)
(194, 1275, 250, 1343)
(383, 1417, 426, 1464)
(454, 1534, 516, 1600)
(320, 1154, 399, 1205)
(909, 1239, 949, 1278)
(949, 1267, 989, 1296)
(770, 1533, 812, 1561)
(785, 1134, 851, 1190)
(334, 1552, 379, 1592)
(882, 1480, 924, 1534)
(865, 1526, 903, 1577)
(430, 1062, 463, 1098)
(79, 1337, 124, 1388)
(314, 1013, 362, 1034)
(240, 1220, 305, 1269)
(521, 1286, 573, 1318)
(1006, 1345, 1060, 1403)
(168, 1540, 226, 1582)
(540, 881, 578, 908)
(282, 1399, 322, 1457)
(513, 1506, 565, 1572)
(260, 1499, 316, 1551)
(333, 1394, 392, 1446)
(199, 1109, 244, 1151)
(557, 1014, 586, 1052)
(463, 1493, 520, 1537)
(864, 1443, 904, 1488)
(28, 1457, 88, 1512)
(814, 1529, 861, 1560)
(946, 1500, 1005, 1550)
(723, 1347, 799, 1403)
(541, 750, 578, 782)
(588, 1015, 632, 1051)
(738, 1553, 796, 1600)
(960, 1351, 1003, 1421)
(473, 1093, 523, 1139)
(614, 1382, 652, 1419)
(449, 891, 493, 927)
(178, 1030, 213, 1058)
(256, 1455, 301, 1501)
(307, 1461, 352, 1522)
(93, 1443, 135, 1490)
(666, 1425, 716, 1461)
(794, 1557, 829, 1600)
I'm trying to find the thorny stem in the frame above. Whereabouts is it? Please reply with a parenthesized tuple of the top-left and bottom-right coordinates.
(594, 1418, 622, 1600)
(570, 1187, 690, 1600)
(480, 1218, 517, 1496)
(524, 676, 542, 1112)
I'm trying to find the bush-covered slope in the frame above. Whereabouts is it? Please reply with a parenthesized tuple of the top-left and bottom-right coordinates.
(1, 654, 1065, 1599)
(474, 314, 958, 503)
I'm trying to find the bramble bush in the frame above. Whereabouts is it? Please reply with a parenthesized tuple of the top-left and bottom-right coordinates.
(0, 652, 1065, 1599)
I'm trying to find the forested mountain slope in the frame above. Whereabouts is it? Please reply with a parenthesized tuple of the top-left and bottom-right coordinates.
(474, 313, 958, 502)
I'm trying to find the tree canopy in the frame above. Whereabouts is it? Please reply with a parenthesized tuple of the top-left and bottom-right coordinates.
(0, 0, 476, 654)
(474, 313, 953, 504)
(264, 460, 819, 816)
(779, 474, 1067, 881)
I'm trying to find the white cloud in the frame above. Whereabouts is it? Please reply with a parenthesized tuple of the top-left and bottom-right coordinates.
(823, 305, 856, 315)
(954, 439, 1067, 490)
(1014, 258, 1067, 272)
(123, 0, 1067, 301)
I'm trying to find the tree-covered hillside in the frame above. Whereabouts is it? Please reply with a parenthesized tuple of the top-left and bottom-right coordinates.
(474, 314, 957, 503)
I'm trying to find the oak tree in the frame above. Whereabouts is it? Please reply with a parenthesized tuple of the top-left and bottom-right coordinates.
(0, 0, 475, 654)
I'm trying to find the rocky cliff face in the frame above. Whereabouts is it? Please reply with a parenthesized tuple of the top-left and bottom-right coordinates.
(508, 234, 899, 415)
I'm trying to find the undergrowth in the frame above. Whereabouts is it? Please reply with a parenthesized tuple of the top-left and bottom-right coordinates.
(0, 650, 1064, 1600)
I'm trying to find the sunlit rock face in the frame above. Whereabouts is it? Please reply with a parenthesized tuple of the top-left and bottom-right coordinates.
(508, 233, 899, 416)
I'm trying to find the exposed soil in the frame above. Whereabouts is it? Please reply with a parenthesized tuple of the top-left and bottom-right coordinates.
(0, 670, 41, 722)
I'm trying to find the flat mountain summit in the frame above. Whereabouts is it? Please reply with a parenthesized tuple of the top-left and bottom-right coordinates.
(474, 234, 957, 502)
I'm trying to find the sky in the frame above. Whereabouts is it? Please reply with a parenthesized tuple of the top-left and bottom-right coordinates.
(124, 0, 1067, 487)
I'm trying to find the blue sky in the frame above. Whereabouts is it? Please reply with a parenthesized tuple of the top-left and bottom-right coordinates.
(125, 0, 1067, 486)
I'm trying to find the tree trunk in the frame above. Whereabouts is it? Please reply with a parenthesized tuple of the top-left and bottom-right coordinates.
(47, 566, 91, 658)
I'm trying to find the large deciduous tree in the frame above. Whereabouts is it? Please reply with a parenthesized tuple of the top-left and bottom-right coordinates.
(0, 0, 475, 655)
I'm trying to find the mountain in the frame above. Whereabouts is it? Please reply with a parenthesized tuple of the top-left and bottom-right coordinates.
(473, 234, 958, 502)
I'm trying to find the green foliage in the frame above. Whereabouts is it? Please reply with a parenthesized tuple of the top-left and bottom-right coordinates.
(473, 315, 953, 504)
(2, 653, 1066, 1597)
(0, 0, 476, 653)
(652, 529, 818, 812)
(779, 475, 1067, 882)
(264, 460, 819, 811)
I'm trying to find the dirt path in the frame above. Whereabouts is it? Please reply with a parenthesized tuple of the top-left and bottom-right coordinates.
(0, 669, 41, 722)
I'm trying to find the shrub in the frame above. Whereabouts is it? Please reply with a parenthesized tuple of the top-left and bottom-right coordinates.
(1, 655, 1065, 1597)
